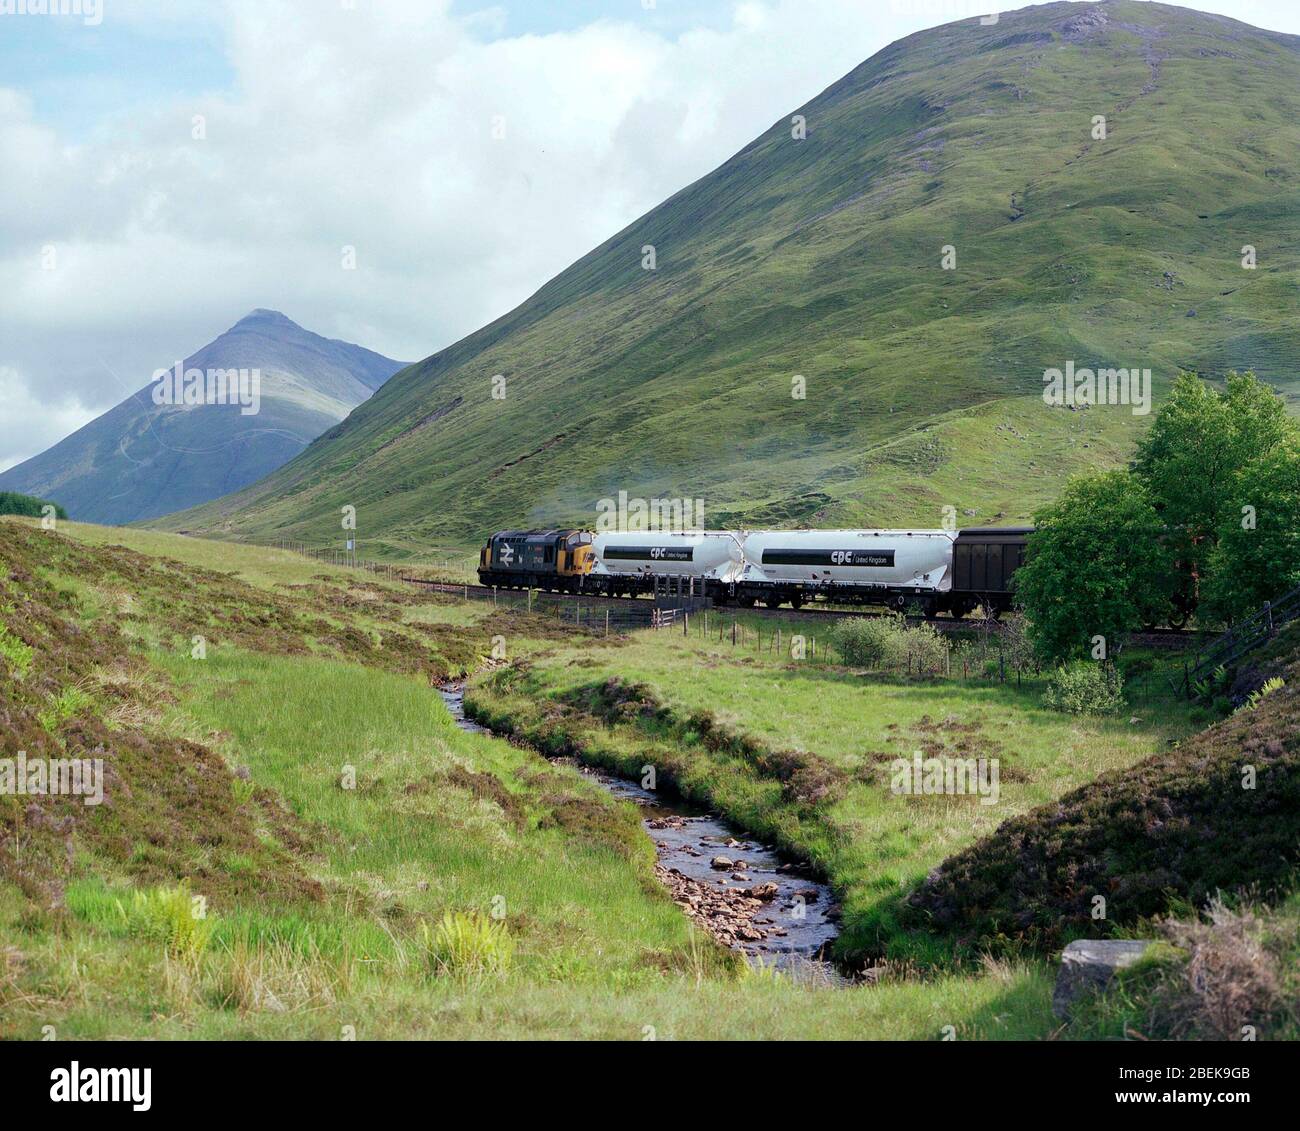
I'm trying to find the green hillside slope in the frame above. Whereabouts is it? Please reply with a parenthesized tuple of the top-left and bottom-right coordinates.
(0, 310, 406, 525)
(158, 2, 1299, 555)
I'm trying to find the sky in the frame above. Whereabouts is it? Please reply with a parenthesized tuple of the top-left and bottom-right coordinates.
(1, 0, 1298, 471)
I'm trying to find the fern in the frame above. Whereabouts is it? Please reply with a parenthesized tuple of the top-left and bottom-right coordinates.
(0, 620, 34, 678)
(1237, 677, 1285, 713)
(419, 910, 513, 978)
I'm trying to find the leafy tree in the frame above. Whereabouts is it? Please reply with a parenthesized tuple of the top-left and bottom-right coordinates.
(1132, 370, 1296, 582)
(1200, 440, 1300, 624)
(1016, 471, 1175, 662)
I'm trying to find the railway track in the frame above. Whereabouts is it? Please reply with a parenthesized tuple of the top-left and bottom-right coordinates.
(400, 577, 1201, 648)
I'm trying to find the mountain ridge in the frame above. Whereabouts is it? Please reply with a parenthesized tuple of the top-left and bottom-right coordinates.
(154, 2, 1300, 554)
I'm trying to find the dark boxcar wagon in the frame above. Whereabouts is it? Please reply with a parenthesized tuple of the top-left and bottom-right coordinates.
(950, 527, 1031, 616)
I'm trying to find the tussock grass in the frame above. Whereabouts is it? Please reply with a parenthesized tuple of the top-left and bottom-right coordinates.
(1068, 894, 1300, 1041)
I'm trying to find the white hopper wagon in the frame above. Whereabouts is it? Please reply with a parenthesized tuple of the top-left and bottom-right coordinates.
(730, 529, 957, 610)
(590, 531, 744, 597)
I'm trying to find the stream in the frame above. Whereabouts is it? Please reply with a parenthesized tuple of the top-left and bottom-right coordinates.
(439, 684, 845, 985)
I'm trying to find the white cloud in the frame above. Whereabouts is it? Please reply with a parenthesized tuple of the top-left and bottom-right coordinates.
(0, 366, 97, 473)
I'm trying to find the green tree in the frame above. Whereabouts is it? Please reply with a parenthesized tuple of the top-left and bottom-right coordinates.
(1132, 371, 1296, 582)
(0, 491, 67, 520)
(1200, 440, 1300, 623)
(1016, 471, 1175, 663)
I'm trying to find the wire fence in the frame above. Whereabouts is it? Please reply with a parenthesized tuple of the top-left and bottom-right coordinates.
(265, 538, 477, 579)
(679, 610, 1038, 682)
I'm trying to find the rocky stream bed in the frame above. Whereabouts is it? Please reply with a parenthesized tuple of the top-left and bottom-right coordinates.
(439, 684, 845, 984)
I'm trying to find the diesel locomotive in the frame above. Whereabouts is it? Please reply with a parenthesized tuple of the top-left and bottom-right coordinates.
(478, 526, 1030, 617)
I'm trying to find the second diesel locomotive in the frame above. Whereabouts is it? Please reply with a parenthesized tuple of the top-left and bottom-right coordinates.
(478, 526, 1029, 617)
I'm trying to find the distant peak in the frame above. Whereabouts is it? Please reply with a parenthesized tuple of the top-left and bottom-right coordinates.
(233, 308, 301, 331)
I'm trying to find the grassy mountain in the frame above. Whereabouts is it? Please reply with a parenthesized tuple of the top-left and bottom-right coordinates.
(158, 2, 1299, 555)
(0, 310, 406, 525)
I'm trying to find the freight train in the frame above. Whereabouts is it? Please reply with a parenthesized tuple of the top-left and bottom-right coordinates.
(477, 526, 1030, 617)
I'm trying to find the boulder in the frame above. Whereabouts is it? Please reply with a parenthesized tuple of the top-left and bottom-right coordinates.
(1052, 939, 1154, 1019)
(710, 856, 735, 871)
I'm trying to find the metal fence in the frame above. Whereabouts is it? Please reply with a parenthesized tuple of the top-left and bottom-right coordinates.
(1185, 583, 1300, 693)
(265, 538, 477, 579)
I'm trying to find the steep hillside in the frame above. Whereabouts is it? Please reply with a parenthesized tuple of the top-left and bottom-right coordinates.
(0, 310, 406, 525)
(159, 2, 1299, 554)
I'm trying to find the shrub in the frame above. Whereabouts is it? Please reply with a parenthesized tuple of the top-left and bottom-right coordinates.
(951, 616, 1038, 681)
(828, 615, 906, 668)
(1072, 899, 1294, 1040)
(1155, 899, 1287, 1040)
(1042, 662, 1124, 715)
(828, 614, 948, 676)
(999, 614, 1037, 675)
